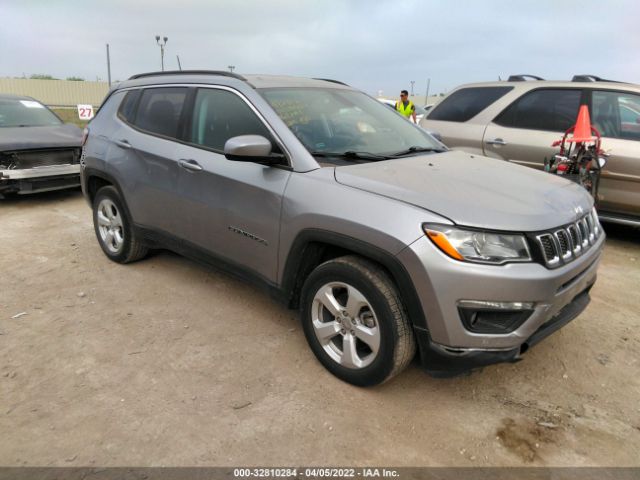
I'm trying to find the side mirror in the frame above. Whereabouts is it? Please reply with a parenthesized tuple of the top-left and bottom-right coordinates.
(224, 135, 285, 165)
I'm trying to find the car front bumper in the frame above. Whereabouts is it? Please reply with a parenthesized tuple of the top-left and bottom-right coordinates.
(0, 164, 81, 194)
(413, 287, 592, 377)
(397, 230, 604, 376)
(1, 164, 80, 180)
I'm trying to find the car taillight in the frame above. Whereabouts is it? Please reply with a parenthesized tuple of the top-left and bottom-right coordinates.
(81, 127, 89, 147)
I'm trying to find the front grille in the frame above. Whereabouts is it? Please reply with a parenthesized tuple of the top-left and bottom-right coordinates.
(577, 220, 589, 248)
(535, 211, 602, 268)
(0, 148, 81, 170)
(538, 234, 559, 266)
(567, 225, 581, 255)
(554, 230, 571, 259)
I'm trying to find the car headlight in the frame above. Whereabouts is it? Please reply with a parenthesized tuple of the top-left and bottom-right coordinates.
(423, 224, 531, 265)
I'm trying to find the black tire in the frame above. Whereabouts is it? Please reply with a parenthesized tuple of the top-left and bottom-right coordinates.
(92, 185, 148, 264)
(300, 255, 416, 386)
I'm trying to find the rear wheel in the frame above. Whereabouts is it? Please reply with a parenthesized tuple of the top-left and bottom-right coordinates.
(301, 255, 416, 386)
(93, 186, 148, 263)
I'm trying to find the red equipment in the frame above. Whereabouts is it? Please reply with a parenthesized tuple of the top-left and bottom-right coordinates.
(544, 105, 607, 202)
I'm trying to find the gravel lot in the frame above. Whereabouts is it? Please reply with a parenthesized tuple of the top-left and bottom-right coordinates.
(1, 190, 639, 467)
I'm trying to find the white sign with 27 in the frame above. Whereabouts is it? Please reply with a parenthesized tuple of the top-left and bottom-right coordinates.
(77, 104, 94, 120)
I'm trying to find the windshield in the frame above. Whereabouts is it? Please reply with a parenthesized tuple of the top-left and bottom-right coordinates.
(414, 105, 428, 116)
(0, 98, 62, 127)
(260, 88, 441, 158)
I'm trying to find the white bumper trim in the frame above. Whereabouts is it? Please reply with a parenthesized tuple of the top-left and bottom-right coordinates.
(1, 164, 80, 180)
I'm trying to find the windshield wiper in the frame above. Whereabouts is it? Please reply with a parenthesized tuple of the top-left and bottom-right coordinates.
(388, 146, 446, 157)
(310, 151, 391, 161)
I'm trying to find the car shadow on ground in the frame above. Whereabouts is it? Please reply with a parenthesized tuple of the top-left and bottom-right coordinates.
(0, 187, 82, 206)
(600, 221, 640, 244)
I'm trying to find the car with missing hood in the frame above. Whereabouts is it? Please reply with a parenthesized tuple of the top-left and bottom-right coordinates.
(81, 71, 604, 386)
(0, 94, 83, 197)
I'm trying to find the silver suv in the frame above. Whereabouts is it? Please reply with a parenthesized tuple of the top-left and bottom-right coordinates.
(81, 71, 604, 386)
(420, 75, 640, 226)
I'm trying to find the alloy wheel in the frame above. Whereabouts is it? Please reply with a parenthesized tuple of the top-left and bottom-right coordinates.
(96, 198, 124, 254)
(311, 282, 381, 369)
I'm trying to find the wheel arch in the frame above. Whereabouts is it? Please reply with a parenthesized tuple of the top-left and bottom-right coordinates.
(86, 173, 113, 204)
(280, 229, 427, 330)
(83, 168, 145, 251)
(83, 168, 134, 216)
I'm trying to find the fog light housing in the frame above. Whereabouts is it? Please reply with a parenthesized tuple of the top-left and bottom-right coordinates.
(457, 300, 534, 334)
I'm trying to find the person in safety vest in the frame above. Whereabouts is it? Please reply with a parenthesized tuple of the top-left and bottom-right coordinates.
(395, 90, 417, 124)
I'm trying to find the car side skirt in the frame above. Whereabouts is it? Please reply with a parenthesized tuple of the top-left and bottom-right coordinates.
(132, 225, 287, 304)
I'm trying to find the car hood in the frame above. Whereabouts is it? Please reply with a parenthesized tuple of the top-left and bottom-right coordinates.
(0, 124, 83, 151)
(334, 150, 594, 232)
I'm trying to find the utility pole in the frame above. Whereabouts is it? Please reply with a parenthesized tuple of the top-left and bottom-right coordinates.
(410, 80, 415, 96)
(176, 55, 182, 71)
(155, 35, 168, 71)
(228, 65, 235, 73)
(106, 43, 111, 86)
(425, 78, 430, 104)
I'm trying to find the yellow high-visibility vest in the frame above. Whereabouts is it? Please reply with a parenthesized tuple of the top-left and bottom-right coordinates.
(395, 100, 414, 117)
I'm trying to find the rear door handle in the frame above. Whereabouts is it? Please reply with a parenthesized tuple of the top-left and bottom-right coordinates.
(114, 139, 132, 149)
(178, 159, 203, 172)
(486, 138, 507, 146)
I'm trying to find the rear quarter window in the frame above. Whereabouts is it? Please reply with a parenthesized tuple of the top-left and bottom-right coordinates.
(592, 90, 640, 141)
(83, 90, 125, 130)
(117, 90, 141, 123)
(428, 86, 513, 122)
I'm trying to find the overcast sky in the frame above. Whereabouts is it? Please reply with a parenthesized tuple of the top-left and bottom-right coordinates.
(1, 0, 638, 96)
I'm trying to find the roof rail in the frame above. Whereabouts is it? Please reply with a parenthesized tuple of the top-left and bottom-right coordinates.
(572, 74, 603, 82)
(572, 74, 621, 83)
(507, 75, 545, 81)
(128, 70, 247, 81)
(313, 78, 349, 86)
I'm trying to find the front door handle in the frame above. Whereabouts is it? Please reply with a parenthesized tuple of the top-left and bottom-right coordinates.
(178, 159, 203, 172)
(486, 138, 507, 146)
(114, 139, 132, 149)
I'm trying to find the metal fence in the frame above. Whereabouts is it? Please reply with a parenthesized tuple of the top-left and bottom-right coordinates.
(0, 78, 110, 107)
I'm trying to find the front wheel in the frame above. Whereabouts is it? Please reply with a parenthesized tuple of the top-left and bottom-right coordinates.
(300, 256, 416, 386)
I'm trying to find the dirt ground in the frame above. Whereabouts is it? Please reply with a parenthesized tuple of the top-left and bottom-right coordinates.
(1, 190, 639, 467)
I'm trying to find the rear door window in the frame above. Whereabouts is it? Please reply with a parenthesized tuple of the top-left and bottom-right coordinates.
(592, 90, 640, 141)
(428, 87, 513, 122)
(132, 87, 188, 139)
(494, 89, 582, 132)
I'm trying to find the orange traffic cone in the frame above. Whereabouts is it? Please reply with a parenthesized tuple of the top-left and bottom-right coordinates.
(568, 104, 595, 143)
